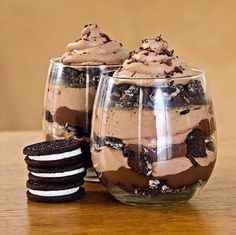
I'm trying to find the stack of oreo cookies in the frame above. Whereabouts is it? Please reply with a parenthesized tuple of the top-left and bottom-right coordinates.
(23, 139, 86, 203)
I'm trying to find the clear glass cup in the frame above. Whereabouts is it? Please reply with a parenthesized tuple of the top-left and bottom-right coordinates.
(91, 68, 217, 207)
(42, 57, 120, 182)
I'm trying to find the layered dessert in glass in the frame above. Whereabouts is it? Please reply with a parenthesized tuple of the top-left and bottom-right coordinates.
(43, 24, 129, 181)
(91, 35, 216, 205)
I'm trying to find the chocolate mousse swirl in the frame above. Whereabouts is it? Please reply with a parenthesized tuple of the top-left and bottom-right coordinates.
(61, 24, 129, 65)
(114, 35, 193, 78)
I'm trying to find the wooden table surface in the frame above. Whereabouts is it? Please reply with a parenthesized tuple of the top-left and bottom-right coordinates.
(0, 131, 235, 235)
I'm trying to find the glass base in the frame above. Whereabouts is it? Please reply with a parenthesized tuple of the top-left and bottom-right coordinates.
(107, 181, 205, 208)
(84, 167, 99, 182)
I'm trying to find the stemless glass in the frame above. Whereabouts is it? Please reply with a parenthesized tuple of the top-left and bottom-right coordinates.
(42, 57, 120, 182)
(91, 68, 217, 207)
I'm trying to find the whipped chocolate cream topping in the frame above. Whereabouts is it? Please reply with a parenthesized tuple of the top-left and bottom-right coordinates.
(61, 24, 129, 65)
(114, 35, 193, 78)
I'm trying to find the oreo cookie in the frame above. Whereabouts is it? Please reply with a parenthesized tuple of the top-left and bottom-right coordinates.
(27, 186, 85, 203)
(23, 139, 82, 156)
(27, 163, 86, 184)
(24, 139, 83, 168)
(26, 179, 85, 203)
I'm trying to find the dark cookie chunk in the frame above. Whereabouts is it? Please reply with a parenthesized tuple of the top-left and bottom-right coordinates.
(103, 137, 123, 149)
(167, 84, 190, 107)
(92, 135, 124, 151)
(25, 154, 83, 169)
(186, 79, 206, 105)
(45, 110, 53, 123)
(114, 84, 140, 108)
(120, 85, 139, 107)
(186, 129, 207, 158)
(61, 67, 87, 88)
(87, 67, 101, 88)
(92, 135, 106, 151)
(23, 139, 82, 156)
(123, 148, 152, 176)
(143, 87, 155, 109)
(27, 187, 85, 203)
(206, 141, 215, 152)
(125, 144, 157, 162)
(64, 122, 87, 139)
(168, 79, 206, 107)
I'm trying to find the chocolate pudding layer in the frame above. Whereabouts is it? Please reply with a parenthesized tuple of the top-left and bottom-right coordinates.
(91, 35, 217, 200)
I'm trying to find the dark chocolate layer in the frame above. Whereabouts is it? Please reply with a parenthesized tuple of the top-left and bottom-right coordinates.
(53, 106, 92, 137)
(99, 167, 149, 192)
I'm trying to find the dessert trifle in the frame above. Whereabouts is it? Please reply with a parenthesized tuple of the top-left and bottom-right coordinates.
(91, 35, 217, 206)
(42, 24, 129, 181)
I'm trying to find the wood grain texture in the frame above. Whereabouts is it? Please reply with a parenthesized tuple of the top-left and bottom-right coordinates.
(0, 0, 236, 142)
(0, 131, 235, 235)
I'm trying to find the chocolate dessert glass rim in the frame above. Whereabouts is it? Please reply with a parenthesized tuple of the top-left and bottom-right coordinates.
(112, 68, 205, 80)
(50, 57, 123, 69)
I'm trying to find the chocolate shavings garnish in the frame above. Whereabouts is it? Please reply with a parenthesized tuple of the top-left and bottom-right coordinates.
(180, 109, 190, 115)
(86, 30, 91, 37)
(100, 32, 111, 43)
(173, 66, 183, 73)
(164, 71, 171, 78)
(160, 59, 172, 66)
(162, 48, 174, 56)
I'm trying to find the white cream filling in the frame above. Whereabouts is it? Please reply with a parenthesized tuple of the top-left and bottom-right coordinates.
(31, 167, 85, 178)
(28, 186, 80, 197)
(28, 148, 82, 161)
(152, 151, 216, 177)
